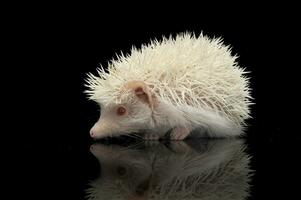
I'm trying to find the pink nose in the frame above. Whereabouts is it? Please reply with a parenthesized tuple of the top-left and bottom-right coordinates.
(90, 130, 95, 138)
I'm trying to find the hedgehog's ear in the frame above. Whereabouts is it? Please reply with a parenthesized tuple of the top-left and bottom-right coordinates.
(125, 81, 155, 110)
(134, 86, 152, 105)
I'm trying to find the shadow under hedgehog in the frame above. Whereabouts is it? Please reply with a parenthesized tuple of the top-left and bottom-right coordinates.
(85, 32, 252, 140)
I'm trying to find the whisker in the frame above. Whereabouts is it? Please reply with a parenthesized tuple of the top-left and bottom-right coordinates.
(123, 133, 140, 139)
(121, 141, 145, 151)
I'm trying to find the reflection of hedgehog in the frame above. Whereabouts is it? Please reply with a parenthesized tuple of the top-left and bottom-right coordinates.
(86, 33, 252, 140)
(86, 139, 252, 200)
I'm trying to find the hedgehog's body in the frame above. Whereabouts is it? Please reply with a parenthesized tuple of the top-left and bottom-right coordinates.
(86, 33, 252, 140)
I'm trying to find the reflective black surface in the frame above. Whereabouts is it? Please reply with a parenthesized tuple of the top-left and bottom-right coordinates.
(87, 139, 251, 200)
(19, 135, 301, 200)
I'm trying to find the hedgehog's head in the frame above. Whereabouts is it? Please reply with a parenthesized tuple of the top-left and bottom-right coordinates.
(90, 81, 156, 139)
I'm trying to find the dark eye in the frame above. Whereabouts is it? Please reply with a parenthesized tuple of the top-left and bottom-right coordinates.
(116, 166, 127, 176)
(116, 106, 126, 116)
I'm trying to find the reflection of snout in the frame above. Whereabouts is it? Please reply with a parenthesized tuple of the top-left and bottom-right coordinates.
(89, 143, 100, 153)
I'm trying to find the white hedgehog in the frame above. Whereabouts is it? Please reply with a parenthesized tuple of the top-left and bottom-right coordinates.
(86, 33, 252, 140)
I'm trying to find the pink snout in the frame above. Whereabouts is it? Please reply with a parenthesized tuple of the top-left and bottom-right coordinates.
(90, 129, 95, 138)
(89, 120, 115, 139)
(90, 123, 100, 138)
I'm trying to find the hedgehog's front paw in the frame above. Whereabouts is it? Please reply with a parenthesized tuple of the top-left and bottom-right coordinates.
(143, 132, 160, 140)
(169, 141, 191, 153)
(170, 127, 190, 140)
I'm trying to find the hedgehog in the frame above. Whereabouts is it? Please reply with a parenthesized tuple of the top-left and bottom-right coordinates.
(85, 32, 252, 140)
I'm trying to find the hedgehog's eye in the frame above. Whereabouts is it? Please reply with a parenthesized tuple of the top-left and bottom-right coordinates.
(116, 165, 127, 177)
(116, 106, 126, 116)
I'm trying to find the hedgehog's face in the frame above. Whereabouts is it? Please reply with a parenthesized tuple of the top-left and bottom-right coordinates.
(90, 81, 156, 139)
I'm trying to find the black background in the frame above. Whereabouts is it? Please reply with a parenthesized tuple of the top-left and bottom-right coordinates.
(8, 3, 300, 200)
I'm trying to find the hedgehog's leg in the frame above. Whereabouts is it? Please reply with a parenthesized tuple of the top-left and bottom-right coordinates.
(169, 141, 191, 152)
(170, 127, 191, 140)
